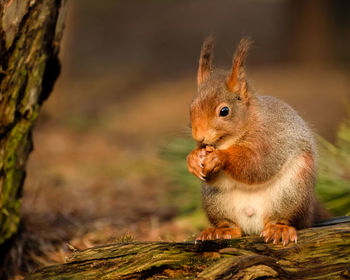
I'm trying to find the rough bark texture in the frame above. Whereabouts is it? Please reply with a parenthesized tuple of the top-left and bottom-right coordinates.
(27, 221, 350, 279)
(0, 0, 66, 245)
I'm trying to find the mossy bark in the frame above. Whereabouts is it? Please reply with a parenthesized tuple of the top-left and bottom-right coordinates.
(0, 0, 66, 245)
(27, 221, 350, 279)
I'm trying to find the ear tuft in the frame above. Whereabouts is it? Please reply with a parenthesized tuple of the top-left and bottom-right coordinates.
(197, 35, 215, 86)
(227, 37, 253, 97)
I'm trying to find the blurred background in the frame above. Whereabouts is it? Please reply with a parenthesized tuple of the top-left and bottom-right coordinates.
(18, 0, 349, 275)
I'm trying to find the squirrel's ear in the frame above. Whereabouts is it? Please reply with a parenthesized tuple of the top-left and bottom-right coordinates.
(227, 37, 252, 99)
(197, 35, 214, 86)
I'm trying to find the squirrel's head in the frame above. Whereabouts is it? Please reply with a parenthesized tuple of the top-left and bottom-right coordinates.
(190, 36, 254, 149)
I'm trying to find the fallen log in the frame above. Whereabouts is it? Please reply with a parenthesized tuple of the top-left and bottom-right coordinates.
(27, 220, 350, 279)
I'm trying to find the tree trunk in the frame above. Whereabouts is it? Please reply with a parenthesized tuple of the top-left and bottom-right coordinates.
(27, 221, 350, 279)
(0, 0, 66, 245)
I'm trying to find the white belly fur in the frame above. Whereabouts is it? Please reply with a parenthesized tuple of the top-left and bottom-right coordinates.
(208, 154, 306, 235)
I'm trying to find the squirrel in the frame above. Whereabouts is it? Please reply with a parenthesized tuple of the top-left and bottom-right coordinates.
(186, 36, 331, 246)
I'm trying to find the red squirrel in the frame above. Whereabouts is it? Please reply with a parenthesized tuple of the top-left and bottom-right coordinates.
(187, 37, 331, 245)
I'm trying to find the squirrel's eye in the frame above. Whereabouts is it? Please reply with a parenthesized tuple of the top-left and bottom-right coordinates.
(219, 106, 229, 117)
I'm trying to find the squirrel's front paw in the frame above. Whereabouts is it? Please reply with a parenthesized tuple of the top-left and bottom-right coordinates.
(187, 148, 207, 180)
(261, 223, 297, 246)
(202, 149, 223, 180)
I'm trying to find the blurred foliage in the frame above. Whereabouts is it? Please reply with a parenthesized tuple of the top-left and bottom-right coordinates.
(160, 138, 199, 215)
(316, 110, 350, 216)
(161, 114, 350, 221)
(160, 138, 208, 229)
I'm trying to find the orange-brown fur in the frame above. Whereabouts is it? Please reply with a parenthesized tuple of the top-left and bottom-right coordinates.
(219, 144, 273, 184)
(187, 37, 331, 245)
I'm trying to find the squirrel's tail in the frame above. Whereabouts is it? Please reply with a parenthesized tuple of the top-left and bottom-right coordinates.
(312, 198, 350, 227)
(312, 199, 334, 226)
(313, 215, 350, 227)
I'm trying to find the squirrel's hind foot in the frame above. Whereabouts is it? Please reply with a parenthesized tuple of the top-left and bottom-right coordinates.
(261, 222, 297, 246)
(196, 226, 242, 241)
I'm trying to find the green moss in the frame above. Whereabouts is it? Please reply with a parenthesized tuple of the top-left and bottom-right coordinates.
(0, 0, 64, 244)
(0, 118, 35, 243)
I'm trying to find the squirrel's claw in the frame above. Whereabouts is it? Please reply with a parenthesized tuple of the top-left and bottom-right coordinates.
(202, 150, 222, 180)
(196, 226, 242, 241)
(187, 147, 222, 181)
(261, 223, 297, 246)
(187, 148, 207, 181)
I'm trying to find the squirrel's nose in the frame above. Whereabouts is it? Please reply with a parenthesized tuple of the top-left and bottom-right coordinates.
(192, 127, 204, 143)
(194, 137, 205, 147)
(193, 128, 216, 147)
